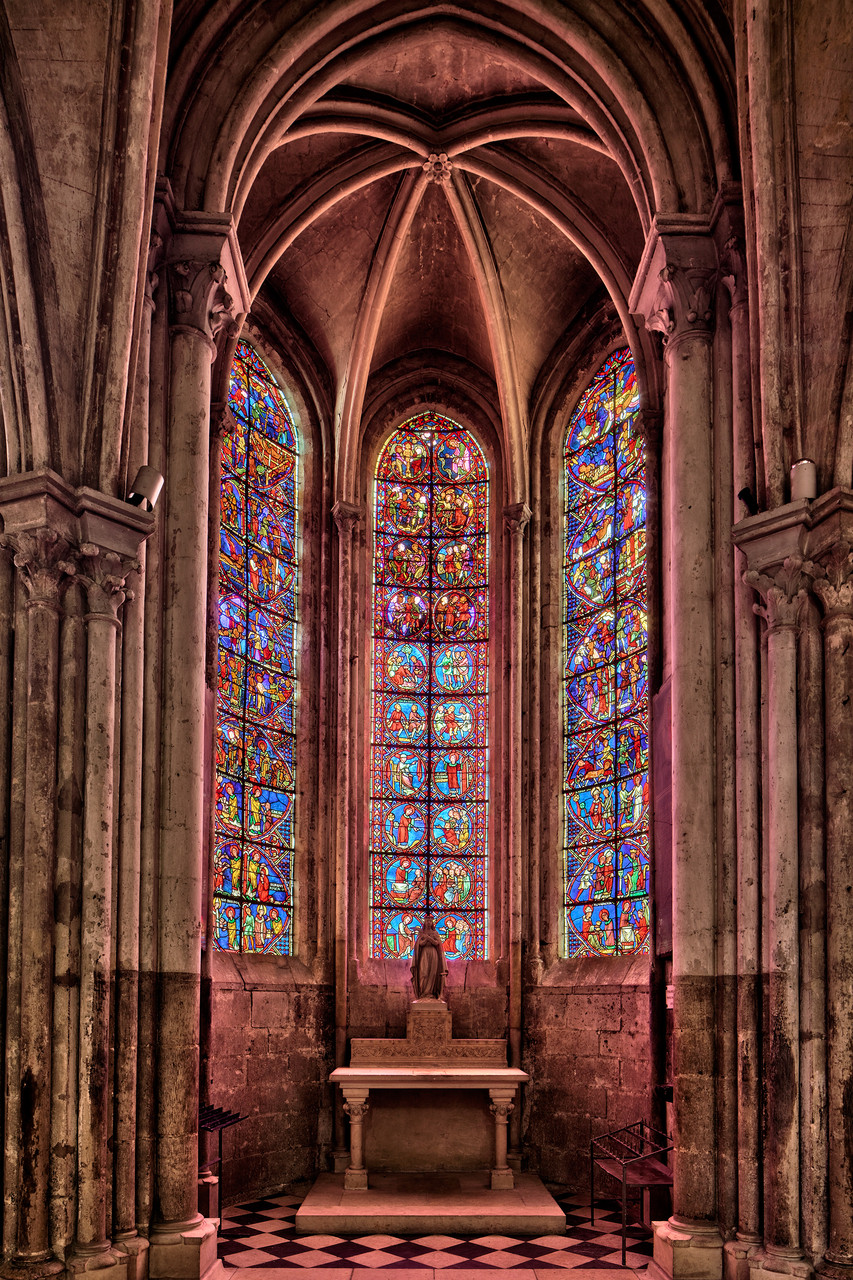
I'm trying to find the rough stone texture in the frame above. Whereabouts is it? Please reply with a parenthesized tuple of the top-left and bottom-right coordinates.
(522, 966, 652, 1189)
(206, 959, 333, 1205)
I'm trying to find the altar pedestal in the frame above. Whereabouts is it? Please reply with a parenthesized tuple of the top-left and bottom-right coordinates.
(296, 999, 564, 1236)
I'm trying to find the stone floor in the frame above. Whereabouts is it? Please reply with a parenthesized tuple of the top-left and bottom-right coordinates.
(217, 1190, 652, 1275)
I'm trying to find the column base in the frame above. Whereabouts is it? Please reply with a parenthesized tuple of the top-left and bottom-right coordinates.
(343, 1168, 368, 1191)
(507, 1150, 522, 1173)
(148, 1217, 221, 1280)
(818, 1258, 853, 1280)
(749, 1249, 813, 1280)
(649, 1217, 725, 1280)
(66, 1245, 130, 1276)
(491, 1169, 515, 1190)
(0, 1260, 65, 1280)
(725, 1239, 762, 1280)
(332, 1149, 350, 1174)
(113, 1234, 150, 1280)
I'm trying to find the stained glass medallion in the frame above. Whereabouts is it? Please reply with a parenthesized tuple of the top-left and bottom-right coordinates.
(563, 349, 649, 957)
(370, 413, 489, 960)
(213, 342, 297, 954)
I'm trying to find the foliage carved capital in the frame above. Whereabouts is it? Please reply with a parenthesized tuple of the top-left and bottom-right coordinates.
(804, 541, 853, 621)
(0, 527, 75, 607)
(62, 543, 140, 621)
(167, 259, 238, 345)
(744, 555, 811, 631)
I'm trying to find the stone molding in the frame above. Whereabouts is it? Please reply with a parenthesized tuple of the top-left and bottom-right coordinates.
(0, 526, 75, 607)
(503, 501, 531, 536)
(62, 543, 140, 622)
(744, 557, 810, 632)
(734, 487, 853, 626)
(805, 541, 853, 620)
(629, 217, 719, 348)
(332, 499, 365, 535)
(0, 470, 154, 615)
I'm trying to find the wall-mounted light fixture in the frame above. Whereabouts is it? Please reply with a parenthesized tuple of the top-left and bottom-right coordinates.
(127, 465, 164, 511)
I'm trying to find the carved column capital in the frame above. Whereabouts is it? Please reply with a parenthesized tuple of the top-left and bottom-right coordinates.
(166, 259, 238, 348)
(646, 261, 717, 347)
(489, 1100, 515, 1121)
(332, 500, 365, 536)
(0, 527, 75, 608)
(503, 502, 531, 537)
(804, 542, 853, 621)
(629, 224, 718, 351)
(744, 556, 811, 631)
(64, 543, 140, 623)
(342, 1100, 369, 1122)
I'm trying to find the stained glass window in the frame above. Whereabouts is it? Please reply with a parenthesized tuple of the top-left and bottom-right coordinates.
(212, 341, 297, 955)
(563, 349, 649, 957)
(369, 412, 490, 961)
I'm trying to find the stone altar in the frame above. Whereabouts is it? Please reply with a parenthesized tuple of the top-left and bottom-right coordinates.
(331, 998, 527, 1191)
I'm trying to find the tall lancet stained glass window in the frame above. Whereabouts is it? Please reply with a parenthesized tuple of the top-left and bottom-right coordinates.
(370, 413, 490, 961)
(563, 349, 649, 957)
(213, 341, 297, 954)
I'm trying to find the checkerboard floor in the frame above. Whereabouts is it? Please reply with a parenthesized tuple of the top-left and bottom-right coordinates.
(218, 1192, 653, 1270)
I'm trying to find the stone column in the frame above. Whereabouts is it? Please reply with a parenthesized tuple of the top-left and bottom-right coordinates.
(503, 502, 530, 1163)
(808, 542, 853, 1278)
(331, 501, 363, 1170)
(68, 545, 139, 1273)
(150, 250, 236, 1275)
(489, 1093, 515, 1190)
(744, 559, 809, 1270)
(0, 524, 73, 1273)
(631, 232, 724, 1278)
(342, 1094, 369, 1191)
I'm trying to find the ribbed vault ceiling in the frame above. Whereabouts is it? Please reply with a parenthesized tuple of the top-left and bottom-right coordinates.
(231, 13, 647, 424)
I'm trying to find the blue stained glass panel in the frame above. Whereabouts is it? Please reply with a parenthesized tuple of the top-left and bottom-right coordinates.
(214, 342, 298, 954)
(563, 349, 649, 956)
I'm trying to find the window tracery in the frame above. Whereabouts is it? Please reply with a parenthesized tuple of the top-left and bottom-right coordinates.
(212, 341, 298, 954)
(369, 412, 490, 961)
(562, 349, 649, 957)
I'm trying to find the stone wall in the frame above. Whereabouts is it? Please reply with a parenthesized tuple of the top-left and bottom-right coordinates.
(522, 959, 653, 1188)
(205, 954, 334, 1205)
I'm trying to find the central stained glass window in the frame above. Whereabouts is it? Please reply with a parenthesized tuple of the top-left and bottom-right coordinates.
(370, 412, 489, 961)
(563, 348, 649, 957)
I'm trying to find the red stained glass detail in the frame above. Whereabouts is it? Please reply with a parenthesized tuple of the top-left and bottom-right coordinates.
(370, 413, 489, 959)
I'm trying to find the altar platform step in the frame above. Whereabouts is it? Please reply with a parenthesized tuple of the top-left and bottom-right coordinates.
(293, 1171, 566, 1236)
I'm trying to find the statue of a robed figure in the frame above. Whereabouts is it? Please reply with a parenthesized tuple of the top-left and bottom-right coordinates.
(410, 914, 448, 1000)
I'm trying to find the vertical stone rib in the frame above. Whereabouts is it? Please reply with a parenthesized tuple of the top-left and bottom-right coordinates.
(797, 595, 827, 1261)
(504, 502, 530, 1158)
(811, 549, 853, 1271)
(744, 559, 808, 1258)
(50, 589, 86, 1256)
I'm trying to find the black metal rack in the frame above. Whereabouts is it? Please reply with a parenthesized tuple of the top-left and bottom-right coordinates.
(199, 1104, 247, 1183)
(590, 1119, 673, 1266)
